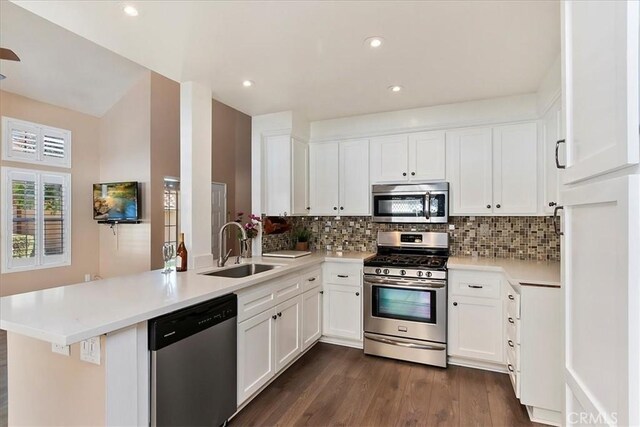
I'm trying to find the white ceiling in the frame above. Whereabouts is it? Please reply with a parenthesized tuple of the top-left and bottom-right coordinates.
(0, 1, 147, 117)
(10, 0, 560, 121)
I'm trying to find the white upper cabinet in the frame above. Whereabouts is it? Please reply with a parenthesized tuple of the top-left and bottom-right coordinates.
(339, 139, 370, 215)
(370, 134, 409, 183)
(561, 1, 639, 184)
(408, 131, 446, 181)
(309, 139, 370, 216)
(492, 123, 538, 214)
(446, 127, 493, 215)
(262, 134, 309, 216)
(309, 142, 340, 215)
(370, 131, 446, 183)
(292, 138, 310, 215)
(447, 124, 538, 216)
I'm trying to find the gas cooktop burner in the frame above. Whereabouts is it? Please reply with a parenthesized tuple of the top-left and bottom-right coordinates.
(365, 254, 448, 270)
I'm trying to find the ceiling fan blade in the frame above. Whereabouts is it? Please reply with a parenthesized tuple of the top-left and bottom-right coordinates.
(0, 48, 20, 61)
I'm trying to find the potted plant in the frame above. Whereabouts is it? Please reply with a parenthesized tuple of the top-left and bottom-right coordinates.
(293, 227, 312, 251)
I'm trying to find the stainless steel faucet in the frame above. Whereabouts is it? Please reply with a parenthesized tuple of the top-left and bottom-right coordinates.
(217, 221, 247, 267)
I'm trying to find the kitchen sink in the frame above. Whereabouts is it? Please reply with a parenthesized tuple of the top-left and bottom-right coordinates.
(201, 263, 280, 278)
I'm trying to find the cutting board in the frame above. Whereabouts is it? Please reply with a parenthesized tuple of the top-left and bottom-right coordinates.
(263, 250, 312, 259)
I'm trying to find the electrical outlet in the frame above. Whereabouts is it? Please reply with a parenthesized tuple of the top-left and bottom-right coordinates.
(80, 337, 101, 365)
(51, 343, 70, 356)
(449, 224, 455, 230)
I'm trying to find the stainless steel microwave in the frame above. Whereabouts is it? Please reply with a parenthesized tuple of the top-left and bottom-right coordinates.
(372, 183, 449, 223)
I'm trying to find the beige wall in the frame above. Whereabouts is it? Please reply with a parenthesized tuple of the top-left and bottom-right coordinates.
(0, 91, 101, 297)
(98, 72, 152, 278)
(7, 332, 105, 426)
(211, 99, 252, 252)
(150, 73, 180, 270)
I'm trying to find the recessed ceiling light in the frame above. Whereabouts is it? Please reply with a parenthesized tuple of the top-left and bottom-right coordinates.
(242, 80, 254, 88)
(389, 85, 403, 93)
(123, 5, 139, 17)
(365, 37, 384, 48)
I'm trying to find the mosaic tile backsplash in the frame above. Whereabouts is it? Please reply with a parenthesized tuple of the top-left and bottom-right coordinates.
(262, 216, 560, 261)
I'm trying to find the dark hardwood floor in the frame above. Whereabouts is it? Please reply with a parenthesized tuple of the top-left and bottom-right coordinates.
(232, 343, 536, 427)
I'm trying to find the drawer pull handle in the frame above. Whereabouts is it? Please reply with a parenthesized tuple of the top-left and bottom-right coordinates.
(337, 274, 349, 278)
(508, 317, 515, 324)
(308, 277, 316, 282)
(508, 364, 514, 373)
(508, 340, 514, 348)
(508, 294, 515, 300)
(468, 285, 483, 289)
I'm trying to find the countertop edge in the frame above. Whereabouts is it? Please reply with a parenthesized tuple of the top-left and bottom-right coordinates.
(447, 257, 561, 289)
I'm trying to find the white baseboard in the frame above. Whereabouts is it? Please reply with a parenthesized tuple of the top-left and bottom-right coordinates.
(527, 405, 561, 426)
(319, 335, 363, 349)
(447, 355, 508, 373)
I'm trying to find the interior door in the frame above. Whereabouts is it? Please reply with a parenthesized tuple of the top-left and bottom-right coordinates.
(562, 1, 639, 184)
(339, 139, 370, 215)
(210, 182, 226, 258)
(561, 176, 639, 426)
(309, 142, 340, 215)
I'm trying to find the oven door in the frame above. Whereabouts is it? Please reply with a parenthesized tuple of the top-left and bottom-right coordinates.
(364, 275, 446, 343)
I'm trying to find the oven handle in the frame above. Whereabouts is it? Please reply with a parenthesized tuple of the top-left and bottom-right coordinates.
(424, 192, 431, 220)
(363, 277, 445, 289)
(364, 333, 446, 351)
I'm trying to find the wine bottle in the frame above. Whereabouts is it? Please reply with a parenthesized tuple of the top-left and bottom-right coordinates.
(176, 233, 188, 272)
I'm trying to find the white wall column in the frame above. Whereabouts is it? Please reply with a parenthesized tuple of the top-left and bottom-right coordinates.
(180, 81, 213, 269)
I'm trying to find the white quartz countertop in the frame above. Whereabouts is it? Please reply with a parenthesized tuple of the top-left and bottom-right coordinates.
(448, 256, 561, 288)
(0, 251, 374, 346)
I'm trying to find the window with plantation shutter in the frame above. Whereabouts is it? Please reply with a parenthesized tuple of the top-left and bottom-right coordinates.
(2, 117, 71, 168)
(1, 167, 71, 273)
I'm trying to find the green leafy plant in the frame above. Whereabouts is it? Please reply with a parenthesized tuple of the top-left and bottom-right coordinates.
(293, 227, 312, 243)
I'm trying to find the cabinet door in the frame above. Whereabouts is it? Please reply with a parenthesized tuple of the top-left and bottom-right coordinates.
(448, 295, 503, 363)
(562, 1, 639, 184)
(408, 131, 446, 181)
(369, 134, 409, 183)
(274, 295, 302, 372)
(562, 176, 640, 426)
(291, 138, 309, 215)
(322, 284, 362, 341)
(302, 287, 322, 350)
(543, 100, 562, 214)
(492, 123, 538, 214)
(446, 128, 493, 215)
(339, 139, 370, 215)
(237, 309, 275, 404)
(263, 134, 291, 216)
(309, 142, 340, 215)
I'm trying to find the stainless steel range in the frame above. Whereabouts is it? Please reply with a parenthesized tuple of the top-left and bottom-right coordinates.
(363, 231, 448, 368)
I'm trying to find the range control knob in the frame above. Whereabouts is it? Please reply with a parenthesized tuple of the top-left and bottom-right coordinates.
(375, 268, 381, 274)
(417, 271, 424, 277)
(426, 271, 433, 278)
(383, 269, 390, 275)
(400, 270, 406, 276)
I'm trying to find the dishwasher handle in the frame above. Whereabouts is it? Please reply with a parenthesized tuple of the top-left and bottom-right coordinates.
(149, 293, 237, 351)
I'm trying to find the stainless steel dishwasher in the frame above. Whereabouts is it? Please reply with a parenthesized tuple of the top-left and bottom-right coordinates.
(149, 293, 237, 427)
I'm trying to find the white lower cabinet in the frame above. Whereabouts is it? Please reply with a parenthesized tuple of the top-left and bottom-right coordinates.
(322, 283, 362, 342)
(237, 267, 323, 406)
(237, 309, 276, 404)
(447, 270, 504, 366)
(302, 286, 322, 350)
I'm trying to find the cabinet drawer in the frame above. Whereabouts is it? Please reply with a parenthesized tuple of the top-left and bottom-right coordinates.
(506, 285, 521, 319)
(273, 274, 302, 305)
(449, 270, 502, 299)
(506, 313, 520, 344)
(301, 267, 322, 292)
(237, 282, 276, 323)
(324, 263, 362, 287)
